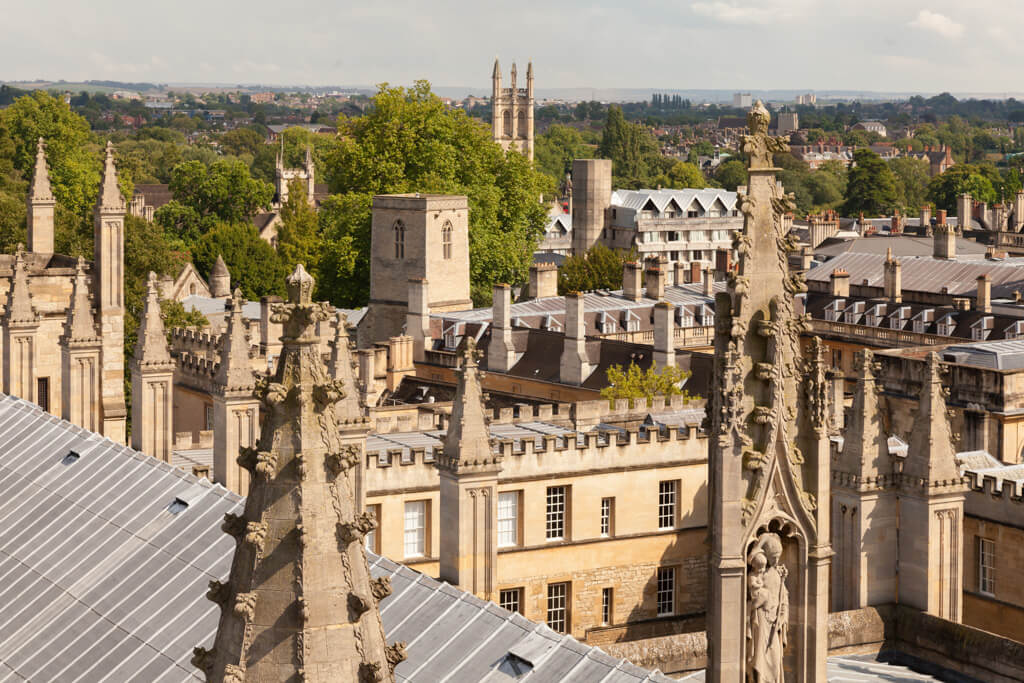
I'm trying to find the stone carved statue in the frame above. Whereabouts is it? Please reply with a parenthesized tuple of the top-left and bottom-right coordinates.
(746, 533, 789, 682)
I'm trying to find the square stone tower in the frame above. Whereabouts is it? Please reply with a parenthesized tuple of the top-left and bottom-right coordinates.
(358, 194, 471, 347)
(491, 59, 535, 160)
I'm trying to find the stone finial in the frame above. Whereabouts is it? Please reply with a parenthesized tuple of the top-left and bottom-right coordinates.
(904, 352, 961, 486)
(441, 337, 496, 468)
(328, 310, 362, 419)
(30, 138, 54, 202)
(5, 246, 37, 325)
(134, 272, 172, 366)
(65, 257, 97, 340)
(215, 288, 255, 391)
(203, 267, 401, 681)
(209, 255, 231, 298)
(97, 141, 125, 211)
(837, 350, 889, 483)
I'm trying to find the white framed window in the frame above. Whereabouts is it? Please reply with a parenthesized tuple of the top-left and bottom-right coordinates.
(403, 500, 427, 558)
(600, 497, 614, 537)
(364, 504, 380, 554)
(602, 587, 613, 625)
(657, 567, 675, 616)
(497, 491, 519, 547)
(547, 582, 569, 633)
(546, 486, 566, 540)
(500, 588, 522, 614)
(658, 481, 677, 530)
(979, 537, 995, 595)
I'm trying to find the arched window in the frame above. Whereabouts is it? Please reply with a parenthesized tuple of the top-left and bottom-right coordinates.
(442, 221, 453, 260)
(394, 220, 405, 259)
(189, 283, 197, 295)
(517, 110, 527, 138)
(503, 110, 512, 137)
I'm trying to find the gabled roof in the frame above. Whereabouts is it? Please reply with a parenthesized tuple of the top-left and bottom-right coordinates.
(610, 189, 737, 215)
(0, 394, 673, 682)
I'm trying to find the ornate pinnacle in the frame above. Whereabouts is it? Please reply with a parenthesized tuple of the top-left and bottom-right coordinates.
(30, 138, 54, 202)
(6, 245, 37, 325)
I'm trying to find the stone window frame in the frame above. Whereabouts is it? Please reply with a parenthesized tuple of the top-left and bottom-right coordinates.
(403, 499, 428, 558)
(441, 221, 453, 260)
(978, 536, 996, 595)
(393, 220, 406, 259)
(658, 480, 678, 530)
(656, 566, 676, 617)
(499, 587, 523, 614)
(545, 486, 568, 541)
(497, 490, 520, 548)
(601, 586, 613, 626)
(600, 497, 614, 537)
(546, 582, 570, 633)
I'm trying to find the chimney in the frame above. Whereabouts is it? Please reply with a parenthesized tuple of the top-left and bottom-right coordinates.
(976, 274, 991, 314)
(703, 268, 714, 297)
(407, 278, 430, 362)
(883, 248, 901, 303)
(800, 246, 813, 271)
(559, 292, 592, 385)
(358, 348, 380, 407)
(623, 262, 642, 301)
(386, 335, 415, 391)
(919, 205, 932, 236)
(890, 210, 902, 235)
(933, 210, 955, 259)
(653, 301, 675, 370)
(674, 261, 686, 287)
(830, 269, 850, 298)
(1015, 190, 1024, 232)
(645, 263, 665, 299)
(488, 283, 515, 372)
(956, 193, 973, 231)
(528, 262, 558, 299)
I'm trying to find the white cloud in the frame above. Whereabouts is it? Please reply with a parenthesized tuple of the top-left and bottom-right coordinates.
(691, 1, 774, 24)
(909, 10, 963, 39)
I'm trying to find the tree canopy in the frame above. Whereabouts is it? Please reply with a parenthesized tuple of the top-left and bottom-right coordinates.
(926, 164, 997, 214)
(600, 363, 695, 405)
(193, 221, 288, 300)
(558, 244, 634, 294)
(843, 149, 899, 216)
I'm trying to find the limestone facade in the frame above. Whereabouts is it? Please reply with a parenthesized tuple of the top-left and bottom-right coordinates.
(491, 59, 534, 160)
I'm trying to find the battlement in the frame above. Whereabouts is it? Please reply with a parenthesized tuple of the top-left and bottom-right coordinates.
(964, 469, 1024, 526)
(170, 327, 220, 360)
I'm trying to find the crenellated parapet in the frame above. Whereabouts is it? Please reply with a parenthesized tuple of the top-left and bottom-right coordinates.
(169, 327, 220, 360)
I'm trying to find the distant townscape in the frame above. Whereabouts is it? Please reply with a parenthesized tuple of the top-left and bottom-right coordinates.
(0, 59, 1022, 682)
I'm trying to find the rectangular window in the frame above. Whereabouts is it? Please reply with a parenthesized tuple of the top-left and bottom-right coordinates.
(979, 537, 996, 595)
(657, 567, 675, 616)
(602, 587, 613, 625)
(547, 582, 569, 633)
(500, 588, 522, 614)
(600, 497, 614, 537)
(365, 504, 381, 554)
(403, 500, 427, 558)
(546, 486, 566, 540)
(497, 491, 519, 547)
(205, 404, 214, 431)
(36, 377, 50, 413)
(658, 481, 677, 530)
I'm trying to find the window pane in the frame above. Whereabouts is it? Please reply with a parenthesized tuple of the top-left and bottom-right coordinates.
(403, 501, 426, 558)
(500, 588, 522, 614)
(658, 481, 677, 529)
(498, 492, 518, 547)
(547, 582, 568, 633)
(657, 567, 675, 616)
(602, 587, 612, 625)
(979, 537, 995, 595)
(546, 486, 565, 540)
(600, 497, 612, 537)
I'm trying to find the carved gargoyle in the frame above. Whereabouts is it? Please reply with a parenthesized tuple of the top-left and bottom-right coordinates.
(244, 521, 269, 552)
(386, 642, 408, 672)
(222, 513, 247, 539)
(326, 446, 361, 476)
(337, 512, 377, 545)
(371, 576, 393, 602)
(348, 591, 371, 617)
(191, 647, 215, 674)
(233, 591, 257, 621)
(255, 376, 288, 408)
(237, 446, 258, 473)
(206, 580, 230, 608)
(359, 662, 384, 683)
(313, 379, 347, 408)
(223, 664, 245, 683)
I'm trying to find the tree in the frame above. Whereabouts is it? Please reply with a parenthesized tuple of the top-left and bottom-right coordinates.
(219, 127, 264, 158)
(926, 165, 997, 214)
(317, 192, 372, 307)
(557, 244, 634, 294)
(193, 221, 288, 300)
(714, 159, 748, 191)
(276, 180, 322, 275)
(322, 81, 551, 306)
(597, 105, 662, 187)
(889, 157, 931, 212)
(843, 149, 898, 216)
(600, 363, 695, 405)
(534, 124, 589, 181)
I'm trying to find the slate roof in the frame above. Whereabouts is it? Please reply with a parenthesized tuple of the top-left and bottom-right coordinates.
(941, 340, 1024, 370)
(610, 188, 737, 214)
(132, 183, 173, 210)
(814, 235, 988, 260)
(0, 394, 674, 682)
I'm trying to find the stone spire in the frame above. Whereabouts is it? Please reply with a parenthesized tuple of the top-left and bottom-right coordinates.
(904, 352, 962, 486)
(29, 138, 53, 202)
(209, 255, 231, 298)
(214, 289, 254, 390)
(328, 310, 362, 419)
(6, 246, 37, 325)
(98, 142, 125, 211)
(836, 349, 890, 486)
(492, 57, 501, 80)
(134, 272, 172, 365)
(442, 337, 495, 464)
(65, 257, 97, 340)
(196, 264, 404, 682)
(707, 102, 830, 682)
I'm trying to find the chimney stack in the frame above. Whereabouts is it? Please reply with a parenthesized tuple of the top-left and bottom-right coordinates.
(645, 262, 665, 299)
(406, 278, 430, 362)
(883, 248, 901, 303)
(800, 246, 813, 271)
(934, 210, 956, 260)
(919, 205, 932, 236)
(528, 262, 558, 299)
(703, 268, 714, 297)
(830, 269, 850, 298)
(623, 262, 642, 301)
(976, 274, 991, 314)
(653, 301, 675, 370)
(559, 292, 592, 385)
(488, 283, 515, 372)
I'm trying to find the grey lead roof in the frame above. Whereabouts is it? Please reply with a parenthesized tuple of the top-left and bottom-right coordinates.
(0, 394, 673, 683)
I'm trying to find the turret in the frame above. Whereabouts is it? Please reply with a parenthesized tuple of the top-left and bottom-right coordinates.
(130, 273, 175, 462)
(27, 138, 55, 254)
(209, 254, 231, 298)
(526, 60, 534, 98)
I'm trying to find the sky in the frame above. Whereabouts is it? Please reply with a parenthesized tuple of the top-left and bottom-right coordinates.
(2, 0, 1022, 95)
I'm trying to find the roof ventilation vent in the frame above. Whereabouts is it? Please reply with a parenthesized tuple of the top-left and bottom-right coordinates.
(168, 499, 189, 514)
(61, 451, 81, 466)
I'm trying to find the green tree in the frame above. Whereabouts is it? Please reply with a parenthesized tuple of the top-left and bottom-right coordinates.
(276, 180, 322, 275)
(714, 159, 748, 191)
(193, 221, 288, 300)
(843, 149, 899, 216)
(600, 363, 695, 405)
(926, 165, 998, 214)
(322, 81, 551, 306)
(316, 192, 372, 307)
(220, 127, 264, 158)
(658, 161, 706, 189)
(557, 244, 633, 294)
(889, 157, 931, 212)
(534, 124, 589, 181)
(597, 105, 662, 187)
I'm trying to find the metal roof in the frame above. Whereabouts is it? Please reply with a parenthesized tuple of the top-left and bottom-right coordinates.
(815, 235, 988, 259)
(0, 394, 673, 682)
(611, 188, 737, 214)
(680, 654, 941, 681)
(941, 340, 1024, 370)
